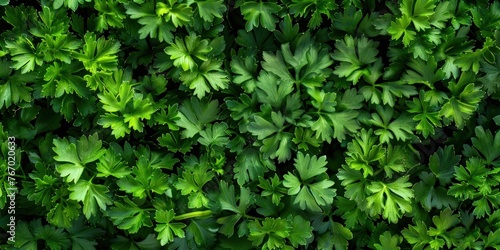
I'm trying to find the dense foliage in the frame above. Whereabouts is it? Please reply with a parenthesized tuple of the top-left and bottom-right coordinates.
(1, 0, 500, 249)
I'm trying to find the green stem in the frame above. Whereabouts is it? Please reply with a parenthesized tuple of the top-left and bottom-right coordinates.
(146, 191, 154, 201)
(244, 214, 264, 221)
(7, 174, 25, 180)
(173, 210, 213, 221)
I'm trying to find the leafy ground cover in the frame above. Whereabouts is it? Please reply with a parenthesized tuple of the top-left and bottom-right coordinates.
(1, 0, 500, 249)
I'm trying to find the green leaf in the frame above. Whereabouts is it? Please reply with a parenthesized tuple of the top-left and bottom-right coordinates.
(53, 133, 106, 183)
(455, 37, 498, 74)
(53, 0, 91, 11)
(233, 147, 274, 186)
(14, 219, 71, 249)
(198, 122, 229, 148)
(414, 172, 459, 211)
(158, 131, 194, 154)
(366, 176, 414, 223)
(0, 59, 34, 109)
(117, 156, 170, 199)
(427, 208, 466, 248)
(255, 71, 293, 108)
(440, 73, 484, 129)
(374, 231, 402, 250)
(73, 32, 120, 73)
(292, 127, 321, 151)
(110, 234, 161, 250)
(174, 161, 214, 208)
(369, 106, 416, 144)
(68, 179, 113, 219)
(429, 146, 461, 185)
(155, 210, 186, 246)
(485, 229, 500, 248)
(406, 90, 441, 138)
(288, 215, 313, 248)
(41, 34, 81, 63)
(402, 221, 432, 249)
(230, 53, 259, 93)
(42, 62, 88, 98)
(186, 218, 218, 247)
(258, 174, 286, 206)
(240, 1, 281, 31)
(308, 88, 361, 143)
(125, 1, 174, 42)
(196, 0, 226, 22)
(165, 33, 212, 71)
(400, 0, 436, 31)
(388, 15, 416, 46)
(156, 0, 193, 28)
(317, 221, 353, 250)
(345, 128, 385, 177)
(248, 218, 291, 249)
(5, 36, 44, 74)
(247, 111, 293, 162)
(67, 217, 105, 250)
(175, 97, 220, 138)
(262, 35, 333, 88)
(107, 197, 153, 234)
(94, 0, 126, 32)
(122, 94, 156, 132)
(361, 81, 418, 107)
(283, 152, 336, 212)
(331, 35, 380, 84)
(217, 181, 253, 236)
(179, 59, 229, 98)
(293, 152, 327, 180)
(463, 126, 500, 167)
(96, 148, 131, 178)
(379, 145, 415, 178)
(402, 56, 444, 89)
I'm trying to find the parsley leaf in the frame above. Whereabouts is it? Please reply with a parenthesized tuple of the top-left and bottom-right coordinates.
(96, 147, 131, 178)
(155, 210, 186, 246)
(374, 231, 403, 250)
(283, 152, 336, 212)
(248, 217, 291, 249)
(345, 128, 385, 177)
(179, 59, 229, 99)
(174, 158, 214, 208)
(414, 172, 459, 211)
(366, 176, 414, 223)
(331, 35, 380, 84)
(247, 111, 293, 162)
(0, 59, 34, 109)
(406, 90, 441, 138)
(463, 126, 500, 167)
(403, 208, 465, 249)
(439, 72, 484, 129)
(14, 219, 71, 249)
(165, 33, 212, 71)
(217, 181, 253, 237)
(195, 0, 226, 22)
(5, 36, 44, 74)
(53, 133, 106, 183)
(175, 97, 220, 138)
(124, 1, 175, 43)
(368, 106, 416, 144)
(262, 33, 333, 89)
(73, 32, 120, 74)
(117, 156, 170, 199)
(240, 1, 281, 31)
(107, 197, 153, 234)
(68, 179, 113, 219)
